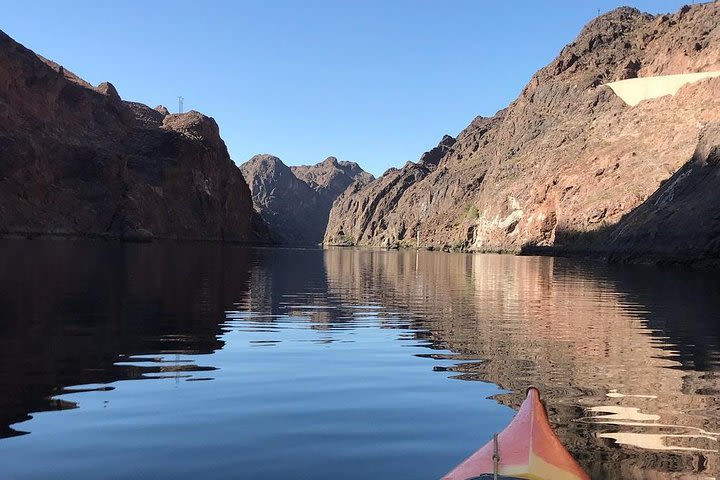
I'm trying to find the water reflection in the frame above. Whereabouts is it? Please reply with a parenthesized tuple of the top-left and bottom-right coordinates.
(322, 249, 720, 479)
(0, 242, 717, 479)
(0, 240, 251, 438)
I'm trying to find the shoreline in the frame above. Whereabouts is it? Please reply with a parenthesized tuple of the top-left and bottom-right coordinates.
(0, 231, 275, 246)
(2, 233, 717, 269)
(321, 241, 720, 269)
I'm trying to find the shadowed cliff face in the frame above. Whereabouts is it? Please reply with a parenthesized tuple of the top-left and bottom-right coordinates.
(0, 30, 268, 242)
(586, 121, 720, 261)
(324, 3, 720, 262)
(241, 155, 372, 245)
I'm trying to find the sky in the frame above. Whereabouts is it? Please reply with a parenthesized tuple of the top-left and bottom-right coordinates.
(4, 0, 691, 177)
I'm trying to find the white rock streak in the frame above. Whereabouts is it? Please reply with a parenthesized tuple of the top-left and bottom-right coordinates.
(605, 71, 720, 106)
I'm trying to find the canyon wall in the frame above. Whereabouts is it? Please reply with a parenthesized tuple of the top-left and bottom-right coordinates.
(0, 30, 267, 242)
(325, 3, 720, 263)
(241, 155, 372, 244)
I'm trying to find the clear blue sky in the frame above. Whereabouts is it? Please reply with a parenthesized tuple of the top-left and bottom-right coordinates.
(4, 0, 689, 176)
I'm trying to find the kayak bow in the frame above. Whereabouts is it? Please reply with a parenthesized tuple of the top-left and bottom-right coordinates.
(442, 387, 589, 480)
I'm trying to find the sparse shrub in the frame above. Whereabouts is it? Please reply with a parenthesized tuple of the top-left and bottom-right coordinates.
(460, 203, 479, 222)
(335, 235, 356, 246)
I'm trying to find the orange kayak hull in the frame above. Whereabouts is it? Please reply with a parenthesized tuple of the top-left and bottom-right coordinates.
(442, 387, 590, 480)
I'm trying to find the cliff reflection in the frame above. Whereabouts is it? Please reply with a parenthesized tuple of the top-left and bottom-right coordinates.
(1, 243, 717, 479)
(238, 247, 380, 332)
(0, 240, 253, 438)
(322, 248, 720, 479)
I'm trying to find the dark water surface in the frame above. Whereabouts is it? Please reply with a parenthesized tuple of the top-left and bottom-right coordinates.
(0, 241, 718, 479)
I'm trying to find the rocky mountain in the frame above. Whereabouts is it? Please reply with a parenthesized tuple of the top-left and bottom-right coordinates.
(241, 155, 372, 245)
(325, 3, 720, 264)
(0, 30, 267, 242)
(291, 156, 374, 203)
(240, 154, 321, 245)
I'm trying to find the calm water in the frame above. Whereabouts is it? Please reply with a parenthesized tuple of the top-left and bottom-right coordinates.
(0, 241, 718, 479)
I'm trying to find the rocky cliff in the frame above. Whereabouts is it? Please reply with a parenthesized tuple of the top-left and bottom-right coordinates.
(291, 156, 373, 209)
(324, 3, 720, 263)
(0, 30, 267, 242)
(241, 155, 372, 244)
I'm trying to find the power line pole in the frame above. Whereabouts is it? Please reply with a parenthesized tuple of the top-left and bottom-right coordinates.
(178, 96, 184, 114)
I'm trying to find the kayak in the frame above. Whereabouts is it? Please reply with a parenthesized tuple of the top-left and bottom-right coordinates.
(442, 387, 590, 480)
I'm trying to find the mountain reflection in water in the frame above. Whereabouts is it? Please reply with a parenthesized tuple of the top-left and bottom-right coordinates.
(0, 242, 718, 479)
(0, 241, 244, 438)
(323, 249, 720, 479)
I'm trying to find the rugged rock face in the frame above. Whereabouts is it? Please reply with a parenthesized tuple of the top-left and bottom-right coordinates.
(0, 30, 267, 242)
(325, 134, 459, 247)
(597, 121, 720, 262)
(325, 3, 720, 263)
(241, 155, 372, 245)
(291, 156, 374, 209)
(240, 154, 321, 245)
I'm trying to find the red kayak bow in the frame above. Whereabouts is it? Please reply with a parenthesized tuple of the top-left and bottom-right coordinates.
(442, 387, 590, 480)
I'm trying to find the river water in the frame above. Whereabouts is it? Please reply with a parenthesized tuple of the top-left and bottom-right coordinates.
(0, 241, 718, 479)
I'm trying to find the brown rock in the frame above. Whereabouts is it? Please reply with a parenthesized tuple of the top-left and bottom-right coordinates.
(0, 29, 268, 242)
(600, 121, 720, 261)
(291, 156, 374, 204)
(324, 3, 720, 263)
(240, 155, 372, 245)
(324, 134, 457, 246)
(96, 81, 120, 103)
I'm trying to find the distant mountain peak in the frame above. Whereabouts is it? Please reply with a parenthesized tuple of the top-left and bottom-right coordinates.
(241, 154, 372, 245)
